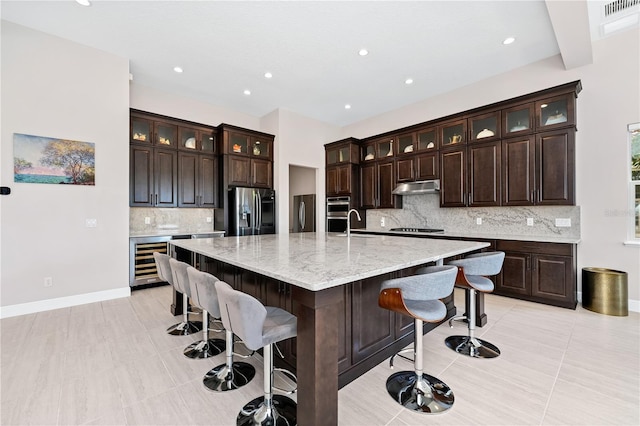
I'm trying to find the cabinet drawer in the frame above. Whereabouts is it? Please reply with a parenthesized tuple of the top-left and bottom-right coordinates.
(496, 240, 572, 256)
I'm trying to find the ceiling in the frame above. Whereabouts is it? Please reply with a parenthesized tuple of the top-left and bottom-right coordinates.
(1, 1, 634, 127)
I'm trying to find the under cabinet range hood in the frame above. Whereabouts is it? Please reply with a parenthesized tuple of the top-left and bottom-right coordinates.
(392, 179, 440, 195)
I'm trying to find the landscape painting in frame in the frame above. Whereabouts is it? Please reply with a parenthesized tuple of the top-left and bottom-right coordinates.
(13, 133, 95, 185)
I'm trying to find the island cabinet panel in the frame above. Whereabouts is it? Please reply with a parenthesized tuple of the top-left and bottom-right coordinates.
(495, 240, 576, 309)
(351, 275, 395, 363)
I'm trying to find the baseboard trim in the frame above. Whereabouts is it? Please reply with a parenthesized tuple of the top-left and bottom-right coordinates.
(0, 287, 131, 319)
(577, 291, 639, 313)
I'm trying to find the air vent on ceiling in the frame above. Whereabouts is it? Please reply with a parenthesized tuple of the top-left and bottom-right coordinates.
(605, 0, 639, 17)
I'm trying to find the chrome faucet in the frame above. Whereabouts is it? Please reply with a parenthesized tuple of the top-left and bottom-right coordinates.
(347, 209, 361, 238)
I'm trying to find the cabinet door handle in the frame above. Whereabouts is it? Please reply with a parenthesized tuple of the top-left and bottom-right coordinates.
(155, 194, 158, 205)
(150, 193, 153, 204)
(526, 256, 530, 271)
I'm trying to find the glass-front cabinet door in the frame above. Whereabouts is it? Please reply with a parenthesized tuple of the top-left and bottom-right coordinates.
(179, 126, 198, 150)
(469, 111, 500, 142)
(377, 137, 395, 159)
(362, 141, 377, 162)
(416, 127, 437, 151)
(228, 132, 250, 155)
(440, 119, 466, 148)
(397, 132, 415, 155)
(200, 128, 216, 153)
(503, 104, 534, 136)
(536, 94, 574, 130)
(155, 122, 177, 148)
(251, 136, 272, 160)
(131, 116, 152, 144)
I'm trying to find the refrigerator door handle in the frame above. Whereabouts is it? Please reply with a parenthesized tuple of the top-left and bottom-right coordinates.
(256, 191, 262, 231)
(300, 201, 306, 230)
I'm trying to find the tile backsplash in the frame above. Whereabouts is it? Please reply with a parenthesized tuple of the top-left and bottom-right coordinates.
(366, 194, 580, 239)
(130, 208, 219, 233)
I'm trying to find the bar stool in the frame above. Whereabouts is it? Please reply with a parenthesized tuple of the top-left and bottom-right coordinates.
(154, 253, 202, 336)
(378, 265, 458, 414)
(183, 267, 226, 359)
(445, 251, 505, 359)
(214, 281, 297, 426)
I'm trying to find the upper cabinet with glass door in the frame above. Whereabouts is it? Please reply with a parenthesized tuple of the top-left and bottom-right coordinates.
(178, 125, 216, 154)
(503, 103, 534, 136)
(361, 140, 377, 162)
(469, 111, 500, 143)
(326, 139, 358, 165)
(376, 137, 395, 160)
(396, 132, 416, 156)
(130, 114, 177, 148)
(251, 135, 273, 160)
(416, 127, 438, 152)
(440, 119, 466, 149)
(535, 93, 576, 131)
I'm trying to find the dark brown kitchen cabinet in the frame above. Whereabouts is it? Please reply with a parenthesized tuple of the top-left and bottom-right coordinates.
(535, 92, 576, 131)
(130, 145, 178, 207)
(130, 113, 178, 149)
(416, 152, 439, 180)
(325, 138, 360, 198)
(177, 152, 217, 208)
(326, 164, 353, 196)
(440, 147, 467, 207)
(440, 119, 467, 149)
(178, 125, 216, 153)
(360, 160, 397, 209)
(219, 124, 275, 192)
(468, 140, 501, 207)
(396, 158, 414, 182)
(469, 110, 501, 143)
(495, 240, 576, 309)
(502, 130, 574, 206)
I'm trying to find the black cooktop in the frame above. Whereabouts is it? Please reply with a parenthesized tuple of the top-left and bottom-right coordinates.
(389, 227, 444, 233)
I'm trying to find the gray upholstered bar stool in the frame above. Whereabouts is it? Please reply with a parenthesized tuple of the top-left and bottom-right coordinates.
(214, 281, 297, 426)
(378, 265, 458, 414)
(183, 266, 226, 359)
(154, 253, 202, 336)
(445, 251, 505, 359)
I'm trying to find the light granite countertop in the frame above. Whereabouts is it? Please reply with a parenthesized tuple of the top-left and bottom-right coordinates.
(352, 229, 581, 244)
(169, 232, 489, 291)
(130, 229, 225, 238)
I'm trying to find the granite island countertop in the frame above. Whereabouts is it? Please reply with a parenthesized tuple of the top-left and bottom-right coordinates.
(169, 232, 489, 291)
(351, 228, 581, 244)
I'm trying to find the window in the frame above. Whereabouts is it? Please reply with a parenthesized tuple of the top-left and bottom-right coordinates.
(630, 122, 640, 241)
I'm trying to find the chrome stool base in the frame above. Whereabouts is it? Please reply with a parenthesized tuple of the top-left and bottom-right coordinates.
(203, 361, 255, 392)
(166, 321, 202, 336)
(386, 371, 454, 414)
(237, 395, 297, 426)
(184, 338, 225, 359)
(445, 335, 500, 359)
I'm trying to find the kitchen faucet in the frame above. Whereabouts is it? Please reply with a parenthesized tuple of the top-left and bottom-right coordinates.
(347, 209, 361, 238)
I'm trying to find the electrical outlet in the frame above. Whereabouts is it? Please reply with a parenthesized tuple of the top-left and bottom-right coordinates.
(527, 218, 534, 226)
(206, 217, 212, 223)
(85, 218, 97, 228)
(380, 217, 385, 227)
(144, 217, 151, 224)
(476, 217, 482, 225)
(44, 277, 53, 287)
(555, 218, 571, 227)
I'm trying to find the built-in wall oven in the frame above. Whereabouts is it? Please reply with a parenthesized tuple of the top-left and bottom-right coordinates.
(326, 196, 350, 233)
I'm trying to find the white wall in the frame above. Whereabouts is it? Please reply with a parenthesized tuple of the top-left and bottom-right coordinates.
(1, 22, 130, 314)
(341, 29, 640, 303)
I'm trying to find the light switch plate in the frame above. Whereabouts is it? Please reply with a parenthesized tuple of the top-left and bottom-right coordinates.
(380, 217, 385, 227)
(476, 218, 482, 225)
(527, 218, 534, 226)
(206, 217, 212, 223)
(555, 218, 571, 227)
(86, 218, 97, 228)
(145, 217, 151, 224)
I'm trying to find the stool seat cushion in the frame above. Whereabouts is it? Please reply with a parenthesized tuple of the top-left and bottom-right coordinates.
(466, 275, 494, 292)
(154, 252, 176, 289)
(215, 281, 297, 352)
(187, 267, 221, 317)
(404, 299, 447, 323)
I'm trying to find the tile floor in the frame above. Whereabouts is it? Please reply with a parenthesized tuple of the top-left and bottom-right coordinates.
(1, 285, 638, 425)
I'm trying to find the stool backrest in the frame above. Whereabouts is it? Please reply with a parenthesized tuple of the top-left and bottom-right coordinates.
(450, 251, 505, 276)
(169, 258, 192, 298)
(381, 265, 457, 301)
(214, 281, 267, 351)
(187, 267, 220, 317)
(153, 252, 174, 287)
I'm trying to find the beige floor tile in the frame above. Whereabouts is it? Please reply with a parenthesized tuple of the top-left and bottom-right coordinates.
(106, 329, 158, 366)
(123, 387, 195, 425)
(113, 353, 176, 406)
(83, 407, 127, 425)
(58, 370, 123, 425)
(30, 307, 71, 337)
(1, 351, 66, 405)
(543, 378, 640, 425)
(146, 321, 202, 352)
(62, 338, 115, 380)
(1, 382, 62, 425)
(157, 344, 223, 387)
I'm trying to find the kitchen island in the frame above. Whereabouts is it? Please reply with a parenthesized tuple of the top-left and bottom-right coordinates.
(169, 232, 489, 426)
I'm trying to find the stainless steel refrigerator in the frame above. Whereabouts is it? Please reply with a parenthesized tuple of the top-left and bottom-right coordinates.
(228, 187, 276, 236)
(293, 194, 316, 233)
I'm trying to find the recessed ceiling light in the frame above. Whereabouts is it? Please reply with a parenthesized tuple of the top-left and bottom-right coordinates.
(264, 72, 273, 79)
(345, 104, 351, 110)
(173, 66, 183, 73)
(76, 0, 91, 6)
(358, 49, 369, 56)
(503, 37, 516, 45)
(244, 89, 251, 96)
(405, 78, 414, 85)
